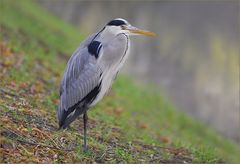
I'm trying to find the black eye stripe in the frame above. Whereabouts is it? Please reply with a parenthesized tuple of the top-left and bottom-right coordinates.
(107, 20, 126, 26)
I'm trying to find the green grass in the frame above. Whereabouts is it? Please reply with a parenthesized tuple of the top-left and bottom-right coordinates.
(1, 0, 239, 163)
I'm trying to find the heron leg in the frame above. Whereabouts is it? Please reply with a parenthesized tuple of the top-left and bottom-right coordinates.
(83, 112, 88, 151)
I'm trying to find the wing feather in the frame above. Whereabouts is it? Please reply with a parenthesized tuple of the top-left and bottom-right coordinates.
(58, 34, 103, 126)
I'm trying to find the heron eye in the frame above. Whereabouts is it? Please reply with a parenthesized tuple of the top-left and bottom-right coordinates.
(121, 25, 126, 30)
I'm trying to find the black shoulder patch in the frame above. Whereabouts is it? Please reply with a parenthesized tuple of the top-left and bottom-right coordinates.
(88, 41, 102, 58)
(107, 19, 126, 26)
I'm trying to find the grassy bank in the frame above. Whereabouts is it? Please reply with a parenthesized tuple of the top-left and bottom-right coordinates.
(0, 0, 239, 163)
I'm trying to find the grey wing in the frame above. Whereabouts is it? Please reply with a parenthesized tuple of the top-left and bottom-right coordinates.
(58, 38, 102, 127)
(59, 32, 98, 103)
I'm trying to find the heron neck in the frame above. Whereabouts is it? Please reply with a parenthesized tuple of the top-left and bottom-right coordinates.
(98, 30, 118, 44)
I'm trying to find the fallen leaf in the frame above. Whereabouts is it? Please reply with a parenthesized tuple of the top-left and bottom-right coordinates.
(53, 99, 59, 105)
(158, 135, 170, 143)
(114, 107, 124, 116)
(32, 127, 45, 139)
(18, 108, 32, 114)
(3, 58, 13, 67)
(137, 122, 148, 129)
(21, 128, 28, 133)
(53, 154, 58, 159)
(30, 81, 44, 94)
(2, 116, 10, 123)
(105, 107, 114, 115)
(0, 42, 13, 57)
(19, 82, 29, 89)
(10, 81, 17, 88)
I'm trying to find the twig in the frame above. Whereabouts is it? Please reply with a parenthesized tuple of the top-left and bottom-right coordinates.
(4, 127, 36, 143)
(132, 140, 186, 152)
(17, 138, 74, 152)
(0, 88, 18, 97)
(2, 128, 74, 152)
(18, 144, 33, 155)
(32, 127, 61, 149)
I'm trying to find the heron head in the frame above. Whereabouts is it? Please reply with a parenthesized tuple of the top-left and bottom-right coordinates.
(105, 18, 156, 37)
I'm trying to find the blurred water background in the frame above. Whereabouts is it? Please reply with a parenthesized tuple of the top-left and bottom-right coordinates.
(37, 0, 239, 141)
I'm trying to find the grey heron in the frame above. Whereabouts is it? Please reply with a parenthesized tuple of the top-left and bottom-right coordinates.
(57, 18, 156, 151)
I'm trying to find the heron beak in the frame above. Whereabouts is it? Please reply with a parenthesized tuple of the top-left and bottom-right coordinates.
(127, 26, 156, 36)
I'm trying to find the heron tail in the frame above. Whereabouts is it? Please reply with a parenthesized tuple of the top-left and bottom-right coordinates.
(58, 105, 87, 129)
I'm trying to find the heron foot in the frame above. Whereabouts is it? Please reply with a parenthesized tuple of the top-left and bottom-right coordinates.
(83, 145, 88, 152)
